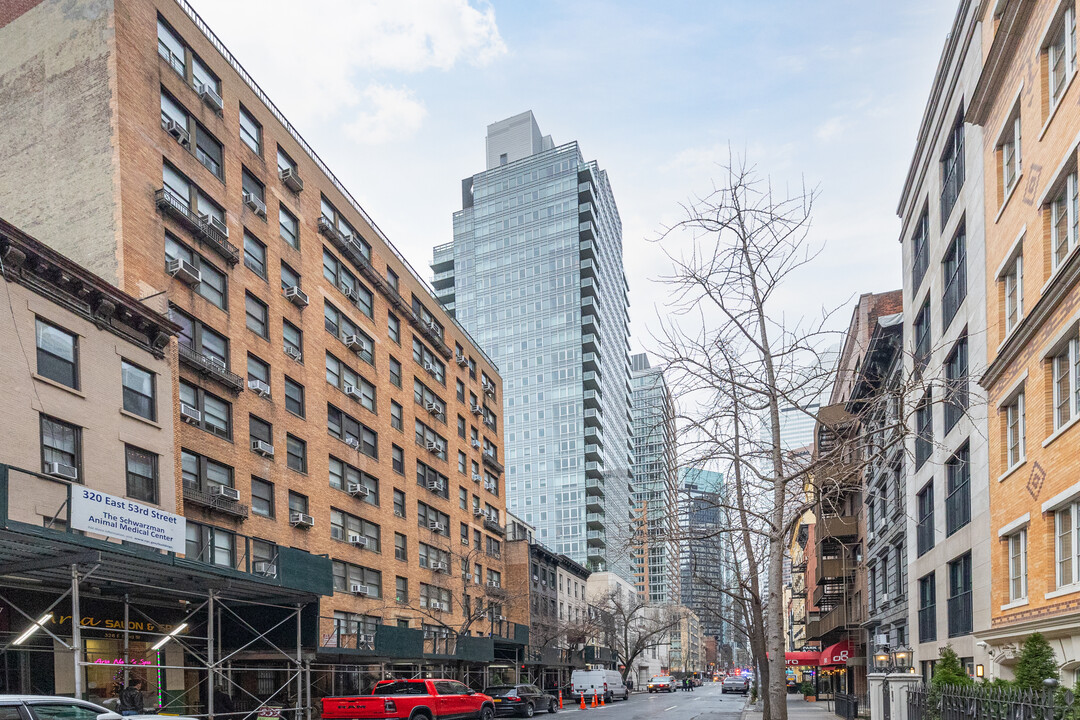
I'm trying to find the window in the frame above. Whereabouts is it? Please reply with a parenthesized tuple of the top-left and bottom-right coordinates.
(157, 17, 186, 75)
(456, 380, 465, 402)
(332, 560, 382, 598)
(245, 293, 269, 339)
(180, 381, 231, 439)
(395, 533, 408, 561)
(1051, 334, 1079, 429)
(942, 228, 966, 328)
(320, 197, 370, 258)
(458, 451, 467, 474)
(1008, 529, 1027, 602)
(249, 414, 273, 450)
(160, 91, 222, 178)
(248, 354, 270, 388)
(322, 249, 373, 314)
(186, 521, 235, 568)
(918, 573, 936, 643)
(391, 401, 403, 431)
(414, 379, 446, 422)
(284, 376, 305, 417)
(458, 416, 466, 439)
(1056, 502, 1080, 588)
(419, 583, 451, 612)
(239, 105, 261, 154)
(1005, 390, 1025, 468)
(170, 306, 230, 368)
(281, 261, 300, 291)
(124, 445, 157, 503)
(278, 205, 299, 250)
(283, 319, 303, 361)
(917, 481, 934, 556)
(121, 360, 155, 420)
(242, 170, 266, 217)
(327, 404, 379, 458)
(913, 300, 931, 376)
(945, 445, 970, 536)
(387, 269, 399, 291)
(251, 477, 274, 517)
(277, 146, 297, 177)
(389, 357, 402, 387)
(389, 313, 400, 343)
(416, 502, 450, 537)
(415, 420, 448, 460)
(1000, 107, 1022, 200)
(396, 577, 408, 604)
(459, 487, 467, 510)
(181, 449, 233, 493)
(330, 509, 381, 551)
(289, 491, 308, 515)
(940, 110, 965, 226)
(1048, 5, 1077, 111)
(329, 456, 379, 506)
(947, 553, 973, 637)
(35, 319, 78, 389)
(393, 489, 406, 518)
(416, 460, 449, 499)
(418, 542, 450, 569)
(191, 54, 219, 100)
(325, 353, 376, 412)
(412, 338, 446, 385)
(392, 445, 405, 474)
(1004, 251, 1023, 334)
(286, 435, 306, 473)
(1051, 172, 1079, 270)
(944, 335, 968, 432)
(166, 234, 227, 310)
(244, 231, 267, 278)
(915, 392, 932, 469)
(324, 302, 375, 365)
(911, 208, 929, 293)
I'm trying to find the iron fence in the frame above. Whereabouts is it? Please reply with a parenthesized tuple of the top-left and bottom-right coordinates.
(834, 692, 858, 720)
(907, 682, 1080, 720)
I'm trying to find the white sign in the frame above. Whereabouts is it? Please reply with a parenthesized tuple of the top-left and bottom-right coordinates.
(71, 488, 185, 553)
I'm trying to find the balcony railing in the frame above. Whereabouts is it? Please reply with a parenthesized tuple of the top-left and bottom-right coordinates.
(178, 343, 245, 393)
(918, 605, 936, 643)
(154, 189, 239, 265)
(916, 514, 934, 556)
(183, 484, 249, 518)
(482, 452, 504, 474)
(947, 591, 972, 637)
(945, 483, 970, 536)
(483, 517, 505, 536)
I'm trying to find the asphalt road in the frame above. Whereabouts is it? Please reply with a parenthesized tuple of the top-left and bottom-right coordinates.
(548, 683, 745, 719)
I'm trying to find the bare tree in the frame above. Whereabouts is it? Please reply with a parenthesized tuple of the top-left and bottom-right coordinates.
(589, 588, 683, 683)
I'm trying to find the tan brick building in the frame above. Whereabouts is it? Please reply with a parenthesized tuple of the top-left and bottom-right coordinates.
(968, 0, 1080, 681)
(0, 0, 516, 684)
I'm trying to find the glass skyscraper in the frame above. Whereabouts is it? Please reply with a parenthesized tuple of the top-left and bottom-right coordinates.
(630, 353, 678, 603)
(678, 468, 734, 655)
(432, 111, 634, 580)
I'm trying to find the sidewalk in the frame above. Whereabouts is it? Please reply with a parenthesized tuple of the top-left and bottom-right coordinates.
(742, 694, 836, 720)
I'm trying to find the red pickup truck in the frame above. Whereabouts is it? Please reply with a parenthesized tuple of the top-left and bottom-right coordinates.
(322, 678, 495, 720)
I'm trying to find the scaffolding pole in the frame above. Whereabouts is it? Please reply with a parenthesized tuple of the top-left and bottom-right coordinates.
(71, 564, 82, 699)
(208, 590, 215, 720)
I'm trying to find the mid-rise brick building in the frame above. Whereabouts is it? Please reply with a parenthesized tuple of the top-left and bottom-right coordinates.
(967, 0, 1080, 682)
(0, 0, 517, 685)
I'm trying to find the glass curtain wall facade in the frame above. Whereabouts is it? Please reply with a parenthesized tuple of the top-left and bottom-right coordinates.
(433, 112, 634, 580)
(630, 353, 679, 603)
(678, 468, 732, 656)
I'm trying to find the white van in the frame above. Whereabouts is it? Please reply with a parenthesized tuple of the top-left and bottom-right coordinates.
(571, 669, 629, 702)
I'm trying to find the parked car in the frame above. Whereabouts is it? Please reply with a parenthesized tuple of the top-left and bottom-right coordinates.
(646, 675, 678, 693)
(322, 679, 495, 720)
(569, 669, 628, 702)
(722, 675, 751, 695)
(483, 684, 558, 717)
(0, 696, 198, 720)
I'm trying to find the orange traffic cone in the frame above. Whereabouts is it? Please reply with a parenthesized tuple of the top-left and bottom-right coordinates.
(559, 691, 563, 709)
(600, 692, 605, 707)
(592, 690, 598, 708)
(580, 693, 587, 710)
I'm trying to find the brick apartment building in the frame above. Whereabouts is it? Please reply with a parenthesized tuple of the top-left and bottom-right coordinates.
(967, 0, 1080, 681)
(0, 0, 518, 688)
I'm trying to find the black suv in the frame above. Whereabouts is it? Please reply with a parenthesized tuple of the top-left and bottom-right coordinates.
(483, 684, 558, 717)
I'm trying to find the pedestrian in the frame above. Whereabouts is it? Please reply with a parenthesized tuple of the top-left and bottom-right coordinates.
(214, 686, 235, 715)
(118, 679, 145, 717)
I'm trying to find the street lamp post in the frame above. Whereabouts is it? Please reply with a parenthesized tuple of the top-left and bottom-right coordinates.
(873, 645, 912, 720)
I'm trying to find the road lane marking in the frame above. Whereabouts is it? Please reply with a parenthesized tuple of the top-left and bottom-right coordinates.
(663, 705, 677, 711)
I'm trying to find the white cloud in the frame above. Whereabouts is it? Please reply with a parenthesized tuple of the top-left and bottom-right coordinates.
(189, 0, 506, 126)
(815, 115, 847, 142)
(345, 84, 428, 144)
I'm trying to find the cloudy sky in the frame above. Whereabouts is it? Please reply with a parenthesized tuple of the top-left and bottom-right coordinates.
(188, 0, 958, 352)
